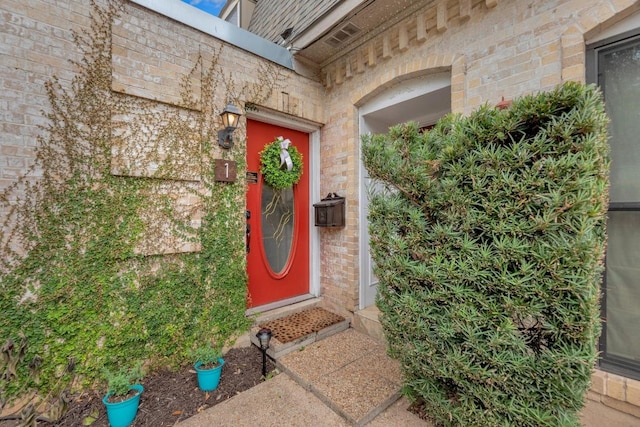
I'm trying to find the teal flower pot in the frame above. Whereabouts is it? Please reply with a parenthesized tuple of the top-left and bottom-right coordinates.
(102, 384, 143, 427)
(194, 358, 224, 391)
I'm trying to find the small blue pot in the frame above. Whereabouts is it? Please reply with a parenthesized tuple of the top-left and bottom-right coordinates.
(102, 384, 143, 427)
(194, 358, 224, 391)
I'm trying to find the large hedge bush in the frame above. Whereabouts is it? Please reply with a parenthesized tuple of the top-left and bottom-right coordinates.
(362, 82, 609, 426)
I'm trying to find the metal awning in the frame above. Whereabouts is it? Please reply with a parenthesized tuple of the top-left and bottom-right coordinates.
(130, 0, 293, 70)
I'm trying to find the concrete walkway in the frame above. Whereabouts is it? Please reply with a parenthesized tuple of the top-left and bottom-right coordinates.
(178, 329, 426, 427)
(178, 328, 640, 427)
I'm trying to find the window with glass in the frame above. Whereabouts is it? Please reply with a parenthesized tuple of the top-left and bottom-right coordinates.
(587, 29, 640, 379)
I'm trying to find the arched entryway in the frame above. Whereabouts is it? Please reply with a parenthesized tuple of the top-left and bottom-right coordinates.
(358, 71, 451, 308)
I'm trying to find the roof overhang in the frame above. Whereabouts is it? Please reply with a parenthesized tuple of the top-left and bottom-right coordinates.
(290, 0, 432, 67)
(130, 0, 293, 70)
(289, 0, 368, 50)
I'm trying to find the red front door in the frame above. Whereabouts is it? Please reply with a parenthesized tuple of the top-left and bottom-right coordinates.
(246, 119, 310, 308)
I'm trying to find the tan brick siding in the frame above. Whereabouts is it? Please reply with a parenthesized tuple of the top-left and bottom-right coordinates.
(590, 369, 640, 418)
(316, 0, 640, 321)
(1, 0, 324, 257)
(1, 0, 89, 193)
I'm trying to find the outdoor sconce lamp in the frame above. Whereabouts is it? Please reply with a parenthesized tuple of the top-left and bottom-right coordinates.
(218, 101, 242, 149)
(256, 327, 272, 379)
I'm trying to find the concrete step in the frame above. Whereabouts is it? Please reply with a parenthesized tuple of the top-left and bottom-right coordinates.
(249, 299, 351, 360)
(250, 297, 321, 323)
(353, 305, 385, 342)
(277, 329, 406, 426)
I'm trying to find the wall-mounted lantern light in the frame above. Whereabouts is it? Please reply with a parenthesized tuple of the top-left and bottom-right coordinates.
(218, 101, 242, 149)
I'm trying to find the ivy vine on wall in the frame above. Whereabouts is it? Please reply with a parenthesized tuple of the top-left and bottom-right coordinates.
(0, 0, 285, 413)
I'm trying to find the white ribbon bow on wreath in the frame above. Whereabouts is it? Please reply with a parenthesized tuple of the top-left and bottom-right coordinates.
(278, 136, 293, 171)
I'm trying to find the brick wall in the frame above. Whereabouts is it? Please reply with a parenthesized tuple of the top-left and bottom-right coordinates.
(1, 0, 90, 194)
(316, 1, 640, 305)
(590, 371, 640, 418)
(1, 0, 324, 256)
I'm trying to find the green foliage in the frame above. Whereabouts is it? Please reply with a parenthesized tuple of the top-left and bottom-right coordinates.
(190, 343, 222, 366)
(362, 82, 609, 426)
(0, 0, 283, 410)
(103, 362, 144, 397)
(259, 138, 303, 190)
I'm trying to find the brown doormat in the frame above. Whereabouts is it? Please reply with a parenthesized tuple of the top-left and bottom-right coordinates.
(258, 307, 345, 343)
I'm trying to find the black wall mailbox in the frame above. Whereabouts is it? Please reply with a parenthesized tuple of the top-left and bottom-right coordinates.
(313, 193, 345, 227)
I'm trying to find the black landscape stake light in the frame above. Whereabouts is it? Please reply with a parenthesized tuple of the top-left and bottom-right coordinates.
(256, 327, 272, 379)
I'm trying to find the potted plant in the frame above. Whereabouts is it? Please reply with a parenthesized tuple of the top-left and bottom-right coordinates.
(102, 362, 144, 427)
(192, 343, 224, 391)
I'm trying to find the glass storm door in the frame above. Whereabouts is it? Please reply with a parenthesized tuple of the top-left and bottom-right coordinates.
(589, 32, 640, 377)
(246, 119, 310, 308)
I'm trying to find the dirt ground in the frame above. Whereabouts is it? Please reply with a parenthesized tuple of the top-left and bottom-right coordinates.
(2, 345, 276, 427)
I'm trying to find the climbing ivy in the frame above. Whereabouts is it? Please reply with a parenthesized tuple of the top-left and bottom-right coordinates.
(0, 0, 284, 414)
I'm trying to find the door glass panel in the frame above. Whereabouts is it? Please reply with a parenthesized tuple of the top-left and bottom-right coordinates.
(261, 185, 294, 274)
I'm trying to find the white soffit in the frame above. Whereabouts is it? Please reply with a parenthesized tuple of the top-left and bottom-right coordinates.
(291, 0, 366, 48)
(359, 71, 451, 116)
(359, 72, 452, 132)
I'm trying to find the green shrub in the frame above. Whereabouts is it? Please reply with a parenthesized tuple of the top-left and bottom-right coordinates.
(104, 362, 144, 397)
(191, 343, 223, 368)
(362, 82, 609, 426)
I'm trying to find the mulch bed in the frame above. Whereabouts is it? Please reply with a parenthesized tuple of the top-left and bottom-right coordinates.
(1, 345, 276, 427)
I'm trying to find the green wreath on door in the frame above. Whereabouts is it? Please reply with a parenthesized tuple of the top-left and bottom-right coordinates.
(259, 136, 303, 190)
(259, 136, 303, 243)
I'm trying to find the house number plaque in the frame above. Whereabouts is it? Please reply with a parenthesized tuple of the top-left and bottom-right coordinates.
(214, 159, 237, 182)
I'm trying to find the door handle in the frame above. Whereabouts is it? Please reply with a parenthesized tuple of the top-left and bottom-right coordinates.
(246, 210, 251, 253)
